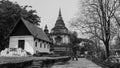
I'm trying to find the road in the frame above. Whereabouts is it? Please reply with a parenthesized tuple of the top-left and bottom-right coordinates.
(51, 58, 102, 68)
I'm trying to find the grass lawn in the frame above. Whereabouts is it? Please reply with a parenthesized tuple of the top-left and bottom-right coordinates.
(0, 56, 70, 64)
(0, 57, 33, 64)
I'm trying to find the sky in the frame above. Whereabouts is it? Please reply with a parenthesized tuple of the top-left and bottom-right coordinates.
(9, 0, 87, 38)
(10, 0, 79, 29)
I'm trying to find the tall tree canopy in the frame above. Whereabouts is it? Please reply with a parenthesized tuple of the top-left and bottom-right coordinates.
(0, 0, 40, 50)
(71, 0, 120, 58)
(70, 31, 79, 46)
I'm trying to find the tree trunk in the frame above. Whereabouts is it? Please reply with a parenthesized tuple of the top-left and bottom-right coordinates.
(104, 41, 110, 58)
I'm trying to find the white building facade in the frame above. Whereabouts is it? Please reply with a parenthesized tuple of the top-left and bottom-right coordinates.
(8, 18, 51, 55)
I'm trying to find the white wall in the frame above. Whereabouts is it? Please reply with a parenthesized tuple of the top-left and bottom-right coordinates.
(50, 36, 56, 43)
(9, 36, 34, 55)
(51, 35, 70, 44)
(34, 39, 50, 53)
(61, 35, 70, 44)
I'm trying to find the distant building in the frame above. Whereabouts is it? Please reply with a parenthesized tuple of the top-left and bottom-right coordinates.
(44, 25, 49, 36)
(44, 9, 71, 55)
(8, 18, 51, 55)
(110, 35, 120, 55)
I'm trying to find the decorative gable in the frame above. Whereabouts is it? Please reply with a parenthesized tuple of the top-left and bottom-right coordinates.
(11, 19, 31, 36)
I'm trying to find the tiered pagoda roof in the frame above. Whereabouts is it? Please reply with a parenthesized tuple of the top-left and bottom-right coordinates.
(51, 9, 69, 35)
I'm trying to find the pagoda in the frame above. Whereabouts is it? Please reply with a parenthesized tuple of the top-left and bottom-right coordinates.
(49, 9, 71, 55)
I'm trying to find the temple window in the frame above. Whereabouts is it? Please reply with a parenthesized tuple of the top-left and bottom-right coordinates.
(44, 43, 46, 48)
(40, 42, 42, 48)
(35, 42, 37, 47)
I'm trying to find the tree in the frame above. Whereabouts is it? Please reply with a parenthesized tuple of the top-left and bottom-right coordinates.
(79, 39, 95, 55)
(69, 31, 80, 54)
(0, 0, 40, 50)
(70, 31, 79, 46)
(71, 0, 120, 58)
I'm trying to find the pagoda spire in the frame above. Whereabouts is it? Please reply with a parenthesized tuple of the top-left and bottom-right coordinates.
(44, 25, 49, 34)
(58, 8, 62, 20)
(59, 8, 62, 17)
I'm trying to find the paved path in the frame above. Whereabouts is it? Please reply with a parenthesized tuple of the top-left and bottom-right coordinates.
(51, 58, 102, 68)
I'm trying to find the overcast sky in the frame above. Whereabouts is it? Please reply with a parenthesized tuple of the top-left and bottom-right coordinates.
(10, 0, 79, 29)
(9, 0, 87, 38)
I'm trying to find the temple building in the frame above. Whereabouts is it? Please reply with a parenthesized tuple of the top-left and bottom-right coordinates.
(8, 18, 51, 55)
(44, 9, 71, 55)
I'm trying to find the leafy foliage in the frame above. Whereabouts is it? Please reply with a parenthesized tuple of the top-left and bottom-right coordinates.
(80, 39, 95, 54)
(71, 0, 120, 58)
(70, 31, 79, 46)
